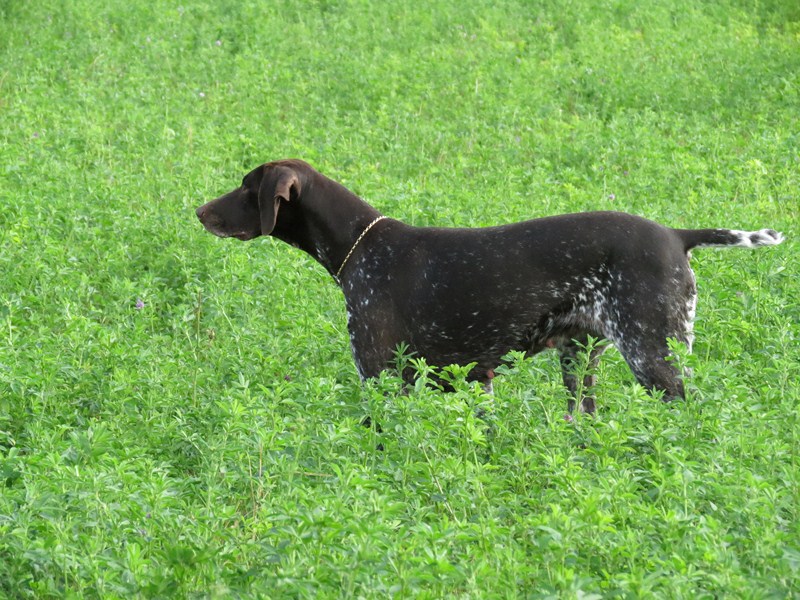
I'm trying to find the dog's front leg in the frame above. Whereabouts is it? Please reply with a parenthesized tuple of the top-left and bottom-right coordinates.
(345, 312, 402, 445)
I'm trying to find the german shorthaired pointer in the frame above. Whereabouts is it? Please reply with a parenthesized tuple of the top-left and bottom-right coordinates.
(196, 159, 784, 413)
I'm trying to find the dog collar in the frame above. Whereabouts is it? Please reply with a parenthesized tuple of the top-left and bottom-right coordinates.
(335, 216, 387, 279)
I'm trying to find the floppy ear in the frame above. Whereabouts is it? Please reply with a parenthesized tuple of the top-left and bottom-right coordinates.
(258, 167, 300, 235)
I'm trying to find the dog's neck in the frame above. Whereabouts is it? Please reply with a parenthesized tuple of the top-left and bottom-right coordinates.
(273, 173, 385, 280)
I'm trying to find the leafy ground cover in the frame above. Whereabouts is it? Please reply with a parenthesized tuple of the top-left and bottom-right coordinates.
(1, 0, 798, 597)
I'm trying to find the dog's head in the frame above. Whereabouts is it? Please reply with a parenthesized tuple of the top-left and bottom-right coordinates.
(195, 161, 303, 241)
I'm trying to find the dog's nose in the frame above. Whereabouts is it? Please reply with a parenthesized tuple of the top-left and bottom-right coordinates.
(196, 206, 207, 221)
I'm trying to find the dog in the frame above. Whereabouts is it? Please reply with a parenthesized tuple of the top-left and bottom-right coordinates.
(196, 159, 784, 412)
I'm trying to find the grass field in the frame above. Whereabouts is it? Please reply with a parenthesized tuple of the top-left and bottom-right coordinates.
(1, 0, 798, 597)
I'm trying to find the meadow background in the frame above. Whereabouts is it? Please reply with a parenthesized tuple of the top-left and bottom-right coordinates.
(1, 0, 798, 597)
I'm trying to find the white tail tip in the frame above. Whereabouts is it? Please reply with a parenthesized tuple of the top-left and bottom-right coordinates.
(732, 229, 784, 248)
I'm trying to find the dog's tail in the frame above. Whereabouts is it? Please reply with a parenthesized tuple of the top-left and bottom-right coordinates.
(675, 227, 785, 251)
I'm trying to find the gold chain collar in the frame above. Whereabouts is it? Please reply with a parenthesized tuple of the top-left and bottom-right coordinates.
(335, 216, 387, 279)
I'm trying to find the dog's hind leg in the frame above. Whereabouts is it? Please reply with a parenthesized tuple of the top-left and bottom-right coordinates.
(616, 336, 686, 401)
(610, 266, 696, 401)
(558, 335, 608, 414)
(611, 302, 690, 401)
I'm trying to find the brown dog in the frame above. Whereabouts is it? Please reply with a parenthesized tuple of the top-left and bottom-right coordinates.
(196, 159, 784, 412)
